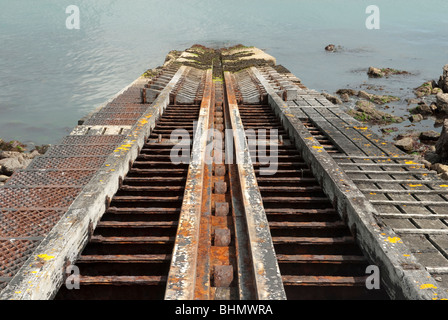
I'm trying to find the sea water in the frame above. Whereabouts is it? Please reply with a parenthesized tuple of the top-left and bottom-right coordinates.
(1, 0, 447, 146)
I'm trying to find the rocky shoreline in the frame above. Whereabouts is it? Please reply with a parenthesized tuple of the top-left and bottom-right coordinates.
(325, 62, 448, 180)
(0, 139, 48, 186)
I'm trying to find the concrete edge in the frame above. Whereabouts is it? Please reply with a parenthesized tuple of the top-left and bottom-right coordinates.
(224, 71, 286, 300)
(251, 66, 448, 300)
(164, 69, 213, 300)
(77, 76, 148, 125)
(0, 66, 189, 300)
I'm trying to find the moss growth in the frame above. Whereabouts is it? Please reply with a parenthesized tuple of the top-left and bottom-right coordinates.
(142, 69, 158, 78)
(415, 81, 432, 97)
(0, 139, 27, 152)
(368, 94, 399, 105)
(348, 100, 403, 125)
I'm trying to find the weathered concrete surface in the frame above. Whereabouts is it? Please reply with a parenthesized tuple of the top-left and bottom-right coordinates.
(0, 66, 188, 300)
(252, 66, 448, 300)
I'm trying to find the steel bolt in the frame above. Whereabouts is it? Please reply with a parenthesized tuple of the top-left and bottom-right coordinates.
(214, 164, 226, 177)
(214, 181, 227, 194)
(215, 202, 229, 216)
(214, 228, 231, 247)
(214, 265, 233, 287)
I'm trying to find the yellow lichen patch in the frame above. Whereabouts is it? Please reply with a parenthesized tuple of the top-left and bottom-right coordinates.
(37, 254, 54, 261)
(403, 254, 410, 257)
(354, 126, 368, 130)
(405, 161, 417, 165)
(420, 284, 437, 290)
(370, 192, 377, 195)
(408, 184, 422, 187)
(439, 185, 448, 188)
(312, 146, 323, 149)
(384, 237, 402, 244)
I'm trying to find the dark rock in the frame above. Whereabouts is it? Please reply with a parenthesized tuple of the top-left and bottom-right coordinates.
(367, 67, 410, 78)
(431, 163, 448, 174)
(409, 114, 424, 123)
(322, 92, 342, 104)
(435, 119, 448, 160)
(436, 92, 448, 114)
(438, 64, 448, 93)
(430, 103, 438, 113)
(381, 127, 399, 135)
(358, 90, 372, 100)
(414, 81, 433, 98)
(0, 140, 27, 152)
(420, 131, 440, 141)
(425, 152, 441, 164)
(357, 90, 399, 104)
(394, 137, 415, 153)
(406, 98, 422, 105)
(33, 145, 50, 155)
(325, 44, 335, 52)
(420, 159, 432, 169)
(367, 67, 384, 78)
(340, 93, 350, 102)
(336, 89, 358, 96)
(409, 102, 433, 116)
(24, 150, 41, 160)
(347, 100, 403, 124)
(0, 151, 23, 160)
(0, 157, 22, 175)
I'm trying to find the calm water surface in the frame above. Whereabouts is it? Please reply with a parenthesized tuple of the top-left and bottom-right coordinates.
(1, 0, 448, 146)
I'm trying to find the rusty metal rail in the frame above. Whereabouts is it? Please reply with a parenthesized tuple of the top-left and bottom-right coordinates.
(236, 102, 385, 299)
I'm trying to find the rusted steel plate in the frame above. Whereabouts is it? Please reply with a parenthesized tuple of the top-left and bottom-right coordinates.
(224, 71, 286, 300)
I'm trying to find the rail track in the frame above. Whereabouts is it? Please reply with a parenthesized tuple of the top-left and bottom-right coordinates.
(237, 103, 384, 299)
(4, 46, 448, 301)
(52, 56, 389, 300)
